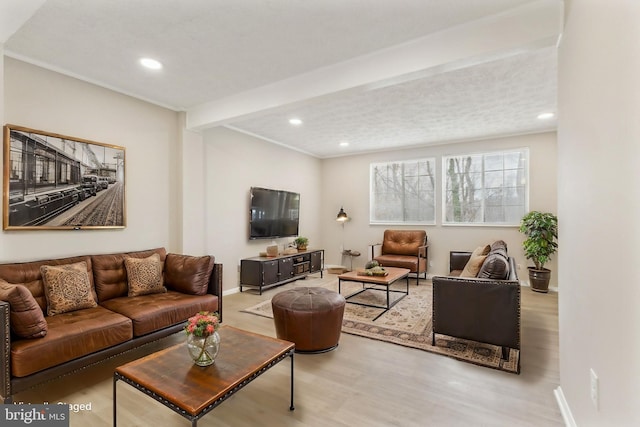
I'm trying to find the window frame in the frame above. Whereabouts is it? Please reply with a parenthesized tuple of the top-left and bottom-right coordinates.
(369, 157, 437, 226)
(441, 148, 529, 226)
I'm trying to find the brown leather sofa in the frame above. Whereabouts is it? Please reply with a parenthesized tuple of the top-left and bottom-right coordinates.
(431, 243, 521, 373)
(371, 230, 428, 285)
(0, 247, 222, 403)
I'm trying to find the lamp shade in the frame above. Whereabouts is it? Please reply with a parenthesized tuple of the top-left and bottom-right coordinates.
(336, 207, 348, 222)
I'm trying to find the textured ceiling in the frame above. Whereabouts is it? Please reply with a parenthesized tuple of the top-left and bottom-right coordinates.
(3, 0, 560, 158)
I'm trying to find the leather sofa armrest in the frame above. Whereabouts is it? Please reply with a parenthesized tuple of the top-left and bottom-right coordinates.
(432, 275, 521, 350)
(207, 263, 223, 322)
(450, 251, 472, 272)
(0, 300, 10, 403)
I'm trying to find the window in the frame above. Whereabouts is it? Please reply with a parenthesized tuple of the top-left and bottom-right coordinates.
(370, 158, 436, 224)
(443, 149, 528, 225)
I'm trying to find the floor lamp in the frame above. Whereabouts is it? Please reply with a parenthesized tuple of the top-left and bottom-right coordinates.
(337, 207, 359, 270)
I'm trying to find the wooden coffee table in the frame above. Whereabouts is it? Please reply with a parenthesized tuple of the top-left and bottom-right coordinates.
(113, 325, 295, 426)
(338, 267, 410, 321)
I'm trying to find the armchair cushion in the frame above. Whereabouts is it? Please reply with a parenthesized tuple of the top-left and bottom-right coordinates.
(381, 230, 426, 256)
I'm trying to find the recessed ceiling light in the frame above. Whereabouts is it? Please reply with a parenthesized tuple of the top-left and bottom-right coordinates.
(339, 141, 349, 147)
(139, 57, 163, 70)
(288, 118, 303, 126)
(537, 112, 555, 120)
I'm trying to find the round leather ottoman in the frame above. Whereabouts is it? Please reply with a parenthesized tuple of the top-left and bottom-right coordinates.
(271, 287, 346, 353)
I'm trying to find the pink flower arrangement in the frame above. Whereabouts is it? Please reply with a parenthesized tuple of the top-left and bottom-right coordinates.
(184, 311, 220, 337)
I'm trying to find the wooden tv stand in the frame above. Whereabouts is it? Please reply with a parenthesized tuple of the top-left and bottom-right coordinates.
(240, 249, 324, 294)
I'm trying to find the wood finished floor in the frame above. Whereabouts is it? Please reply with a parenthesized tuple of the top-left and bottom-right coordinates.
(15, 273, 563, 426)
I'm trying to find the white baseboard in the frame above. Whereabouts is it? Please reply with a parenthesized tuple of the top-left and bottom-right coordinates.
(224, 286, 240, 296)
(554, 386, 576, 427)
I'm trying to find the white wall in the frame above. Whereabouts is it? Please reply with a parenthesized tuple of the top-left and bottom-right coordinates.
(558, 1, 640, 425)
(321, 132, 558, 284)
(2, 58, 181, 261)
(201, 127, 322, 292)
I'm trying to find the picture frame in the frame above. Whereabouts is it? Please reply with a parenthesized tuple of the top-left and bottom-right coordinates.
(3, 124, 126, 230)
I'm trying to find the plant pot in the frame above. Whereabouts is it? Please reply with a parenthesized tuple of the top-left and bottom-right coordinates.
(528, 267, 551, 293)
(297, 245, 307, 252)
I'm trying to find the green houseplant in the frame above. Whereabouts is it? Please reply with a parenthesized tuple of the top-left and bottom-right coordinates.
(294, 236, 309, 251)
(519, 211, 558, 293)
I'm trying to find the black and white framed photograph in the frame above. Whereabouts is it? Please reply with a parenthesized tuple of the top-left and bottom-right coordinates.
(3, 124, 126, 230)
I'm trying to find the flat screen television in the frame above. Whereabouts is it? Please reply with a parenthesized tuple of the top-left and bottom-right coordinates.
(249, 187, 300, 240)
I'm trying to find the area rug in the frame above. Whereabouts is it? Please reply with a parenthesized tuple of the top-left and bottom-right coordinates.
(241, 279, 520, 374)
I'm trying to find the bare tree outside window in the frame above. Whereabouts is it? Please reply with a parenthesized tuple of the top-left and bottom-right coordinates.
(370, 158, 436, 224)
(443, 149, 528, 225)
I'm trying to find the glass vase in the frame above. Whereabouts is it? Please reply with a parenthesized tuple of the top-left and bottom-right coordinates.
(187, 331, 220, 366)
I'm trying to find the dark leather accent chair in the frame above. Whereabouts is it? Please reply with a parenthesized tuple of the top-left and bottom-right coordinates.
(432, 250, 521, 372)
(371, 230, 428, 285)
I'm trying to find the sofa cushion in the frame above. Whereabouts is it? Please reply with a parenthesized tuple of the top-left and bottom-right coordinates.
(460, 245, 491, 277)
(0, 279, 47, 339)
(0, 255, 93, 313)
(100, 291, 218, 337)
(92, 248, 167, 302)
(165, 254, 215, 295)
(10, 306, 132, 377)
(477, 242, 510, 280)
(41, 261, 97, 316)
(125, 253, 166, 297)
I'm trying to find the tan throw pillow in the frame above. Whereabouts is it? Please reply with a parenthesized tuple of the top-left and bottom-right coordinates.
(41, 261, 97, 316)
(459, 244, 491, 278)
(125, 253, 166, 297)
(0, 279, 48, 338)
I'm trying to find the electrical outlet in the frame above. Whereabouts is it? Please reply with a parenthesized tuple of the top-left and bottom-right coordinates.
(590, 368, 599, 410)
(429, 261, 434, 267)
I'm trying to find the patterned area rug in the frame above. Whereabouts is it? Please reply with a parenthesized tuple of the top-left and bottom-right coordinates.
(241, 279, 520, 374)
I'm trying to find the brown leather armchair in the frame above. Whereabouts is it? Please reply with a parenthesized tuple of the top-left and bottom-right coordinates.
(432, 250, 521, 372)
(371, 230, 428, 285)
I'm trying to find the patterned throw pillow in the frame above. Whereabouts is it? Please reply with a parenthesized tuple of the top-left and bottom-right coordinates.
(41, 261, 97, 316)
(125, 253, 166, 297)
(0, 279, 48, 338)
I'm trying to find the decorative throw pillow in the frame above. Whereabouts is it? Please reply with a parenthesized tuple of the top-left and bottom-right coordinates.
(125, 253, 166, 297)
(41, 261, 97, 316)
(0, 279, 48, 338)
(459, 244, 491, 277)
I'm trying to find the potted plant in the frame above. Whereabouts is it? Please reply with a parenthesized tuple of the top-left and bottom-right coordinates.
(519, 211, 558, 293)
(294, 236, 309, 251)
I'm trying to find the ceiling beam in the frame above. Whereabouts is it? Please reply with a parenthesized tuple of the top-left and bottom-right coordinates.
(0, 0, 46, 43)
(186, 0, 563, 131)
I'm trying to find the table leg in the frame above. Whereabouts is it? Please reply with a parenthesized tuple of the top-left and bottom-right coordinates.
(290, 351, 295, 411)
(386, 285, 390, 309)
(113, 376, 117, 427)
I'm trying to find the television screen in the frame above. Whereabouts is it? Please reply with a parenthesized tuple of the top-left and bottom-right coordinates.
(249, 187, 300, 240)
